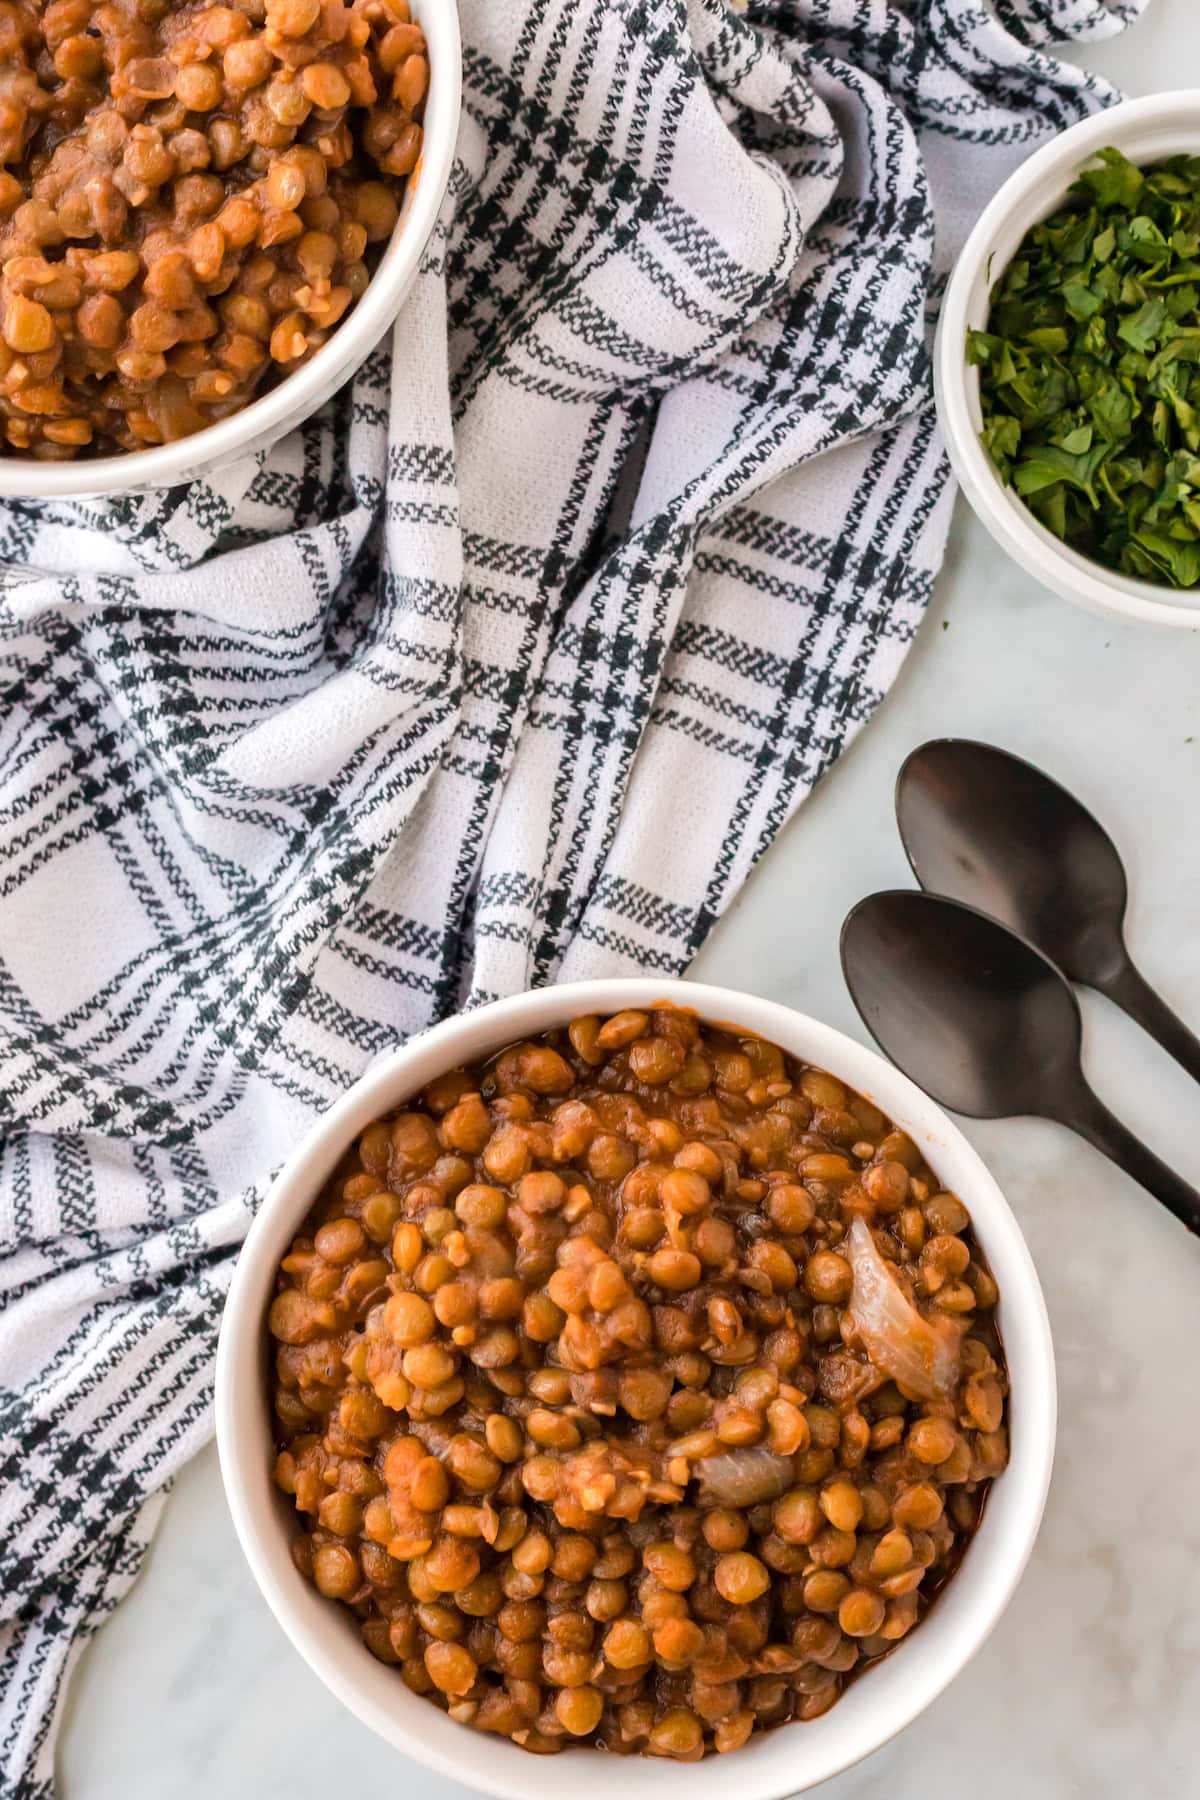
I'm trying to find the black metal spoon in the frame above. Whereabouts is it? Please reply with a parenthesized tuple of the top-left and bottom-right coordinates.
(840, 889, 1200, 1235)
(896, 737, 1200, 1083)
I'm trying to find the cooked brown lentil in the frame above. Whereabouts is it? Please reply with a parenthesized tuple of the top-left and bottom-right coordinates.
(268, 1005, 1009, 1758)
(0, 0, 426, 458)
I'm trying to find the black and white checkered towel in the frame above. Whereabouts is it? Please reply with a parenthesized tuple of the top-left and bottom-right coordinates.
(0, 0, 1145, 1790)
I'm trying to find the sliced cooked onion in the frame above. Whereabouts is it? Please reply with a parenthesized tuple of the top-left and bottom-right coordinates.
(696, 1447, 794, 1507)
(846, 1215, 960, 1402)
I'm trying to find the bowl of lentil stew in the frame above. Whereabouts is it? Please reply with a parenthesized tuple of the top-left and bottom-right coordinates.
(216, 978, 1055, 1799)
(0, 0, 460, 498)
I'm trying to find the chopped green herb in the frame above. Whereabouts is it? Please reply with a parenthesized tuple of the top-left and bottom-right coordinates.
(968, 146, 1200, 589)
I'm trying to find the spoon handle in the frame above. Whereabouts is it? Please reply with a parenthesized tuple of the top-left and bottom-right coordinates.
(1100, 958, 1200, 1086)
(1067, 1086, 1200, 1236)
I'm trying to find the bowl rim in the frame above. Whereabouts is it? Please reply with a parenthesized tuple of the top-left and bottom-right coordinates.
(936, 87, 1200, 631)
(0, 0, 462, 503)
(216, 976, 1056, 1799)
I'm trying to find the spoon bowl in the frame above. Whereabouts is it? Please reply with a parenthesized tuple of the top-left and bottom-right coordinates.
(896, 740, 1127, 987)
(840, 891, 1085, 1121)
(897, 739, 1200, 1084)
(841, 889, 1200, 1236)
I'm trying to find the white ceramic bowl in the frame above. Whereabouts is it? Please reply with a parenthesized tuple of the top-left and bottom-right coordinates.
(0, 0, 461, 503)
(216, 977, 1056, 1800)
(936, 90, 1200, 630)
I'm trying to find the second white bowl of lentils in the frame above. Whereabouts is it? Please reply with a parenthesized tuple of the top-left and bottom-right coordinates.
(216, 977, 1056, 1799)
(0, 0, 460, 497)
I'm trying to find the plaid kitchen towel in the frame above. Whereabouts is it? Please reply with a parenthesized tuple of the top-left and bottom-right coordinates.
(0, 0, 1147, 1790)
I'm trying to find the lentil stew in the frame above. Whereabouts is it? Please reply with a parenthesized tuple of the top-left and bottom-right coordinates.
(267, 1005, 1009, 1758)
(0, 0, 428, 458)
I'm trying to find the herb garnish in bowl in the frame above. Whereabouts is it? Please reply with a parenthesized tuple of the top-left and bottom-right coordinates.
(968, 147, 1200, 591)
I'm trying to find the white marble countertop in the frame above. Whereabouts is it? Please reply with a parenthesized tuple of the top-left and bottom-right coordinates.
(58, 8, 1200, 1795)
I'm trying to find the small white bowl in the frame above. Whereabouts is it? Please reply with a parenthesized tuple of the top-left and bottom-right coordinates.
(936, 90, 1200, 630)
(216, 976, 1056, 1800)
(0, 0, 461, 503)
